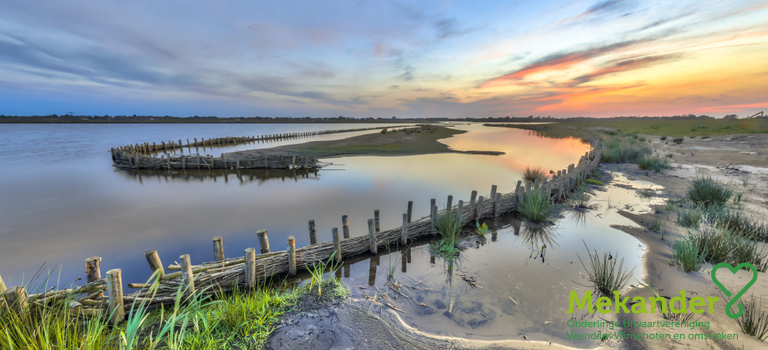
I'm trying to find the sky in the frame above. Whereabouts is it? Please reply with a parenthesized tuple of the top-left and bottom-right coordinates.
(0, 0, 767, 118)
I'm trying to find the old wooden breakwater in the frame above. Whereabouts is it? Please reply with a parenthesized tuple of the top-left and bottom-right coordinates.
(2, 149, 601, 324)
(110, 126, 391, 170)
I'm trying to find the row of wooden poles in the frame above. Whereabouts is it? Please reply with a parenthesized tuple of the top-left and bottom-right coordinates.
(110, 126, 389, 170)
(1, 149, 602, 324)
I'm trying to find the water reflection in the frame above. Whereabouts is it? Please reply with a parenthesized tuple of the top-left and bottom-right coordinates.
(119, 168, 320, 185)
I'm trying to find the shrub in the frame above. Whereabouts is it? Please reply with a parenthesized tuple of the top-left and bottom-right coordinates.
(522, 166, 546, 182)
(673, 138, 684, 144)
(660, 136, 667, 140)
(380, 128, 387, 134)
(686, 176, 734, 208)
(577, 242, 635, 296)
(637, 156, 669, 172)
(600, 136, 651, 163)
(520, 188, 552, 222)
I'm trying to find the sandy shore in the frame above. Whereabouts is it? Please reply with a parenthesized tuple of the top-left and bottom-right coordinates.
(265, 133, 768, 350)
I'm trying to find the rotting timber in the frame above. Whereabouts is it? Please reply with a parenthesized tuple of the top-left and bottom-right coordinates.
(110, 126, 391, 170)
(5, 145, 602, 324)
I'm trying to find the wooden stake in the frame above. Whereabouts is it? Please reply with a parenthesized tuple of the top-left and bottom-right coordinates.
(144, 249, 164, 277)
(3, 286, 28, 314)
(85, 256, 102, 283)
(257, 229, 270, 254)
(180, 255, 195, 299)
(515, 180, 522, 192)
(106, 269, 124, 323)
(494, 193, 502, 217)
(401, 213, 408, 245)
(342, 215, 350, 239)
(490, 185, 497, 202)
(431, 205, 438, 230)
(332, 228, 342, 262)
(245, 248, 256, 288)
(470, 190, 477, 205)
(308, 220, 317, 244)
(457, 200, 464, 223)
(476, 196, 485, 220)
(0, 275, 6, 293)
(213, 237, 225, 262)
(287, 236, 296, 276)
(446, 195, 453, 211)
(407, 201, 413, 223)
(374, 209, 380, 232)
(368, 219, 377, 254)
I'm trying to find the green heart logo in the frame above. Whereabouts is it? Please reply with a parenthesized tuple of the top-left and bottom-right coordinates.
(710, 262, 758, 319)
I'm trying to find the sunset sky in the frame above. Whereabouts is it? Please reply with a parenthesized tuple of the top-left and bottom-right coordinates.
(1, 0, 766, 118)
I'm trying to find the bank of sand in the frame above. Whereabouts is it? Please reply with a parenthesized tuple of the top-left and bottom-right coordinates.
(266, 133, 768, 350)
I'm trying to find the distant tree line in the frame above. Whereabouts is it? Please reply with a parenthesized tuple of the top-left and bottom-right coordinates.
(0, 113, 750, 124)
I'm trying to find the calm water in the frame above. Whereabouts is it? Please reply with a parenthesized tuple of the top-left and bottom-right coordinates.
(0, 122, 648, 346)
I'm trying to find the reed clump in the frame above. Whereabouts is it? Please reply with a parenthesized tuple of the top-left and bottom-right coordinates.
(599, 136, 651, 163)
(522, 167, 546, 182)
(736, 295, 768, 341)
(577, 242, 635, 297)
(429, 210, 463, 260)
(674, 224, 768, 272)
(686, 176, 733, 208)
(637, 156, 669, 172)
(520, 188, 552, 222)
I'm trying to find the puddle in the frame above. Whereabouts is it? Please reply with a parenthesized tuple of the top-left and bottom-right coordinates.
(296, 171, 662, 348)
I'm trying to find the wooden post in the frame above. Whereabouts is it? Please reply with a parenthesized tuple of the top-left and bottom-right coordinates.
(515, 180, 522, 192)
(245, 248, 256, 288)
(457, 200, 464, 223)
(430, 198, 436, 223)
(257, 229, 270, 254)
(85, 256, 102, 283)
(144, 249, 164, 277)
(308, 220, 317, 244)
(407, 201, 413, 223)
(332, 228, 342, 262)
(106, 269, 124, 323)
(0, 275, 6, 293)
(446, 195, 453, 211)
(342, 215, 350, 239)
(180, 254, 195, 298)
(287, 236, 296, 276)
(292, 155, 296, 169)
(367, 219, 377, 254)
(476, 196, 485, 220)
(213, 236, 225, 262)
(401, 213, 408, 244)
(470, 190, 477, 205)
(374, 209, 380, 232)
(431, 205, 438, 230)
(490, 185, 497, 202)
(3, 286, 28, 314)
(494, 193, 502, 217)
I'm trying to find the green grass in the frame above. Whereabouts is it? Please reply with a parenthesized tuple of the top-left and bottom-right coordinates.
(586, 178, 603, 185)
(577, 242, 635, 297)
(600, 136, 651, 163)
(429, 210, 463, 261)
(736, 295, 768, 341)
(637, 156, 670, 172)
(686, 176, 734, 208)
(672, 237, 706, 272)
(684, 224, 768, 272)
(522, 166, 546, 182)
(677, 205, 705, 228)
(519, 187, 552, 222)
(0, 273, 347, 349)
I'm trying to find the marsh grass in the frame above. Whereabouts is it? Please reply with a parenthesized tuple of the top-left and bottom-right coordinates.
(522, 167, 546, 182)
(520, 187, 552, 222)
(600, 136, 651, 163)
(686, 176, 734, 208)
(430, 210, 463, 260)
(308, 251, 342, 297)
(577, 242, 635, 297)
(677, 205, 705, 228)
(684, 224, 768, 272)
(637, 156, 670, 172)
(672, 238, 706, 272)
(0, 269, 346, 349)
(736, 295, 768, 341)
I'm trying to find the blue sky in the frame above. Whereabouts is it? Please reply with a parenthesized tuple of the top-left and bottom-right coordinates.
(1, 0, 766, 118)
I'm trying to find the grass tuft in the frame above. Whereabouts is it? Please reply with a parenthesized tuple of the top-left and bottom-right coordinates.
(522, 167, 546, 182)
(577, 242, 635, 297)
(686, 176, 734, 208)
(672, 237, 706, 272)
(736, 295, 768, 341)
(520, 187, 552, 222)
(637, 156, 670, 172)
